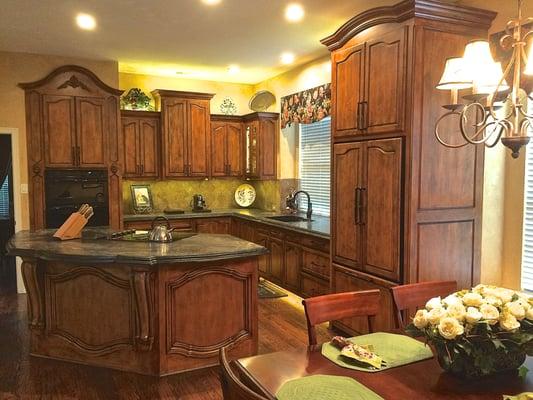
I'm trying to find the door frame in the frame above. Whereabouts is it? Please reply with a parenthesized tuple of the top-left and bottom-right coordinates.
(0, 127, 24, 293)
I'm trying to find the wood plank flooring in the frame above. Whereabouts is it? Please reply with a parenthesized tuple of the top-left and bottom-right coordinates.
(0, 278, 331, 400)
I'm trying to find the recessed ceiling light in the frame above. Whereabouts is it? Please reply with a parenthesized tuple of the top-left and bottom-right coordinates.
(202, 0, 222, 5)
(281, 52, 295, 65)
(76, 13, 96, 30)
(228, 64, 240, 74)
(285, 3, 305, 22)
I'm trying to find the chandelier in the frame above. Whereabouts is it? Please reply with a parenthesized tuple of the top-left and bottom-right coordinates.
(435, 0, 533, 158)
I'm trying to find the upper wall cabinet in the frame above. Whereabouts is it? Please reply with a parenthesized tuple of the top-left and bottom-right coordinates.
(152, 90, 214, 179)
(331, 26, 407, 140)
(19, 65, 124, 230)
(121, 110, 160, 179)
(243, 112, 279, 180)
(211, 115, 243, 178)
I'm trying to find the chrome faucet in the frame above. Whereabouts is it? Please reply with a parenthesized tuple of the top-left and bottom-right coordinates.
(286, 190, 313, 220)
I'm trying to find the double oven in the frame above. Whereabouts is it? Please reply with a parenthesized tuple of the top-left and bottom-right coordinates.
(45, 170, 109, 229)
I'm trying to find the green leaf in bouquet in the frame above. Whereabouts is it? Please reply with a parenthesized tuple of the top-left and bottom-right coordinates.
(492, 339, 505, 350)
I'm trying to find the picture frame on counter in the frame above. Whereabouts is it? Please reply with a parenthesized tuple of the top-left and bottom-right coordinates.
(131, 184, 154, 214)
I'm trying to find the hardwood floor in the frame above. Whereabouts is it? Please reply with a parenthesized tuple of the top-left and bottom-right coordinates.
(0, 278, 331, 400)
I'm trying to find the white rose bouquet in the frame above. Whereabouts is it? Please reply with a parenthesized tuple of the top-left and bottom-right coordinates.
(406, 285, 533, 379)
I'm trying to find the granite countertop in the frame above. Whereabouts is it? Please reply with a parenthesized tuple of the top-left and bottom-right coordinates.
(7, 229, 268, 266)
(123, 208, 330, 239)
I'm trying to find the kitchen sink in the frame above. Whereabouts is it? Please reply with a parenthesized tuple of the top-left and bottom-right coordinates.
(266, 215, 312, 223)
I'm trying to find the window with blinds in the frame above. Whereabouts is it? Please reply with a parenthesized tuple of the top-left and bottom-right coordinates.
(0, 175, 10, 219)
(298, 117, 331, 216)
(523, 139, 533, 290)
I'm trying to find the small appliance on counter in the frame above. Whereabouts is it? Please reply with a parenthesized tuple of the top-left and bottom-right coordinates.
(190, 194, 211, 213)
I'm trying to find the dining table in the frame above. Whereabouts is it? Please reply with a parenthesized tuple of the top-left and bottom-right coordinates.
(235, 341, 533, 400)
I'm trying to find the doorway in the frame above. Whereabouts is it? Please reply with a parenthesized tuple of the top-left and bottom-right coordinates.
(0, 134, 15, 292)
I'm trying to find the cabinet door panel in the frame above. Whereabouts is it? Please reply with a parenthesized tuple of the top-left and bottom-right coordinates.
(43, 95, 76, 167)
(365, 27, 407, 135)
(260, 119, 277, 179)
(195, 218, 231, 234)
(363, 138, 402, 281)
(76, 97, 106, 167)
(188, 100, 210, 177)
(332, 266, 394, 334)
(270, 238, 284, 285)
(284, 242, 301, 292)
(139, 118, 159, 178)
(211, 122, 227, 177)
(332, 143, 363, 268)
(332, 44, 365, 138)
(122, 117, 139, 177)
(163, 99, 187, 177)
(227, 123, 243, 177)
(255, 231, 270, 276)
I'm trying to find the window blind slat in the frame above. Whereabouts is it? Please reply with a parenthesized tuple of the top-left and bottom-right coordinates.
(522, 108, 533, 290)
(0, 175, 10, 218)
(299, 117, 331, 217)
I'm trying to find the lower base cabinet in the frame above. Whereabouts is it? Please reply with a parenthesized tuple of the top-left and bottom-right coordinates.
(331, 264, 396, 335)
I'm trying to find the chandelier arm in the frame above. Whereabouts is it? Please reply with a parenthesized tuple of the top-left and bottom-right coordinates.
(483, 121, 507, 148)
(434, 111, 471, 148)
(459, 108, 496, 145)
(487, 58, 516, 121)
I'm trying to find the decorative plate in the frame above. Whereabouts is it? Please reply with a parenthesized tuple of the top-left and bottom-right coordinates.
(220, 97, 237, 115)
(235, 184, 256, 208)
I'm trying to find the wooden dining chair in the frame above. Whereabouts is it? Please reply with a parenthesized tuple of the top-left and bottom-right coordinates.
(219, 346, 269, 400)
(302, 290, 381, 346)
(391, 280, 457, 328)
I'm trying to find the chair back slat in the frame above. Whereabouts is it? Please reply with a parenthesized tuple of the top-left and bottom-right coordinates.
(219, 346, 269, 400)
(391, 281, 457, 328)
(303, 290, 381, 346)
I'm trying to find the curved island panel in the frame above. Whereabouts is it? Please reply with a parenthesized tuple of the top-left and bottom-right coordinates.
(7, 230, 267, 376)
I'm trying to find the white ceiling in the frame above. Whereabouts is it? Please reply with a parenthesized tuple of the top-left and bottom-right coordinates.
(0, 0, 523, 84)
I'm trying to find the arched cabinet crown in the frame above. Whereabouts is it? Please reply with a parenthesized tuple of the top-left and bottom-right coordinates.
(19, 65, 124, 230)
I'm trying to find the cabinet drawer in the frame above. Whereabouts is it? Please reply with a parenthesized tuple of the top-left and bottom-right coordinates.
(301, 273, 329, 298)
(124, 219, 193, 231)
(302, 250, 330, 280)
(299, 235, 329, 253)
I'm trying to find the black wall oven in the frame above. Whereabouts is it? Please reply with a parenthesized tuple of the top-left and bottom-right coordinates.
(45, 170, 109, 229)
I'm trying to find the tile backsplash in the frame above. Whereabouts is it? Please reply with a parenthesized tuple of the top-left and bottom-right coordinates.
(122, 179, 283, 213)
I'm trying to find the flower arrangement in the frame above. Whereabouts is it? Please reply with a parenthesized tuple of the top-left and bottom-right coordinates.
(406, 284, 533, 379)
(121, 88, 154, 111)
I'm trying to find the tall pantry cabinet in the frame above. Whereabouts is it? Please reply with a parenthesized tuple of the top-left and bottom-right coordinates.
(322, 0, 496, 334)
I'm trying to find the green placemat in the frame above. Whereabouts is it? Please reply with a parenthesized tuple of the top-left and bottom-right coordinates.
(504, 394, 533, 400)
(276, 375, 383, 400)
(322, 332, 433, 372)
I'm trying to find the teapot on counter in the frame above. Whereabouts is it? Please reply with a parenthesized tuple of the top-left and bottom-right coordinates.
(149, 216, 175, 243)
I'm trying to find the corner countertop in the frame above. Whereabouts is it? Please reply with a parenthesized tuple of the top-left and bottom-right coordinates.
(123, 208, 330, 239)
(7, 229, 268, 266)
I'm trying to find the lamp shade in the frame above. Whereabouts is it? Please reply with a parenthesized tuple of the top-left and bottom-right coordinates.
(464, 40, 495, 68)
(436, 57, 473, 90)
(525, 44, 533, 76)
(473, 62, 510, 94)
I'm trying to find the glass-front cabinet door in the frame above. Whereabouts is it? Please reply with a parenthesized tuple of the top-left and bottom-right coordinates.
(245, 122, 259, 178)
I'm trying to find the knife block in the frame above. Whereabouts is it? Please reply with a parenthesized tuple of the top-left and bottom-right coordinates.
(53, 212, 88, 240)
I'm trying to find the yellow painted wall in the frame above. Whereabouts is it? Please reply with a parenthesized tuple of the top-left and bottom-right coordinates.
(119, 72, 255, 115)
(0, 51, 119, 231)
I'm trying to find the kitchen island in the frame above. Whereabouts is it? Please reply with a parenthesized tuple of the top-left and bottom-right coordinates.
(7, 229, 267, 376)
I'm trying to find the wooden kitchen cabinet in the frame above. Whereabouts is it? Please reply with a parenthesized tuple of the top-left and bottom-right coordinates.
(330, 26, 407, 140)
(153, 90, 214, 179)
(332, 264, 395, 335)
(269, 237, 285, 285)
(243, 113, 278, 180)
(332, 138, 402, 282)
(20, 65, 124, 230)
(43, 95, 107, 168)
(284, 242, 301, 292)
(121, 111, 160, 179)
(211, 116, 243, 177)
(323, 1, 493, 332)
(195, 217, 231, 234)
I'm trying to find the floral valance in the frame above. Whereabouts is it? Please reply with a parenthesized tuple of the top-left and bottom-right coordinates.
(281, 83, 331, 129)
